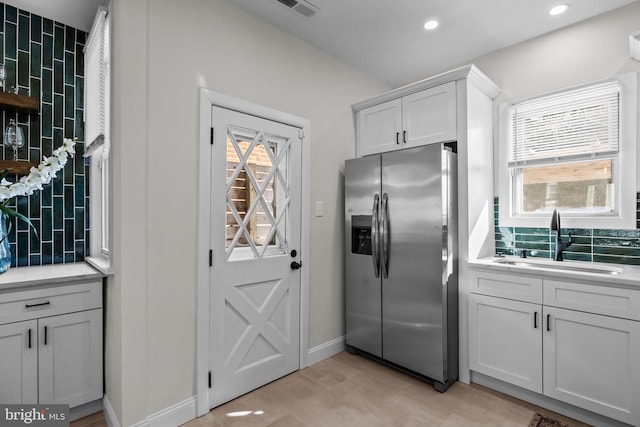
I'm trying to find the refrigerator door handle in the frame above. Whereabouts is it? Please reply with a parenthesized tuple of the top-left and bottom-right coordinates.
(381, 192, 390, 278)
(372, 194, 381, 278)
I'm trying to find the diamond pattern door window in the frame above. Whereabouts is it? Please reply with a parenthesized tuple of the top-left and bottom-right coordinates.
(225, 125, 290, 259)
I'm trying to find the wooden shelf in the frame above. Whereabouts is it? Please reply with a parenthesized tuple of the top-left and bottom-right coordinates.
(0, 91, 39, 114)
(0, 160, 38, 175)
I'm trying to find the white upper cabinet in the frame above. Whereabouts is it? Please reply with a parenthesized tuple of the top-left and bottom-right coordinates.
(356, 98, 402, 156)
(356, 81, 457, 157)
(402, 82, 456, 149)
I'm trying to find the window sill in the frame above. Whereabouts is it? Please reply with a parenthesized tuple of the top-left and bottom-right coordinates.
(497, 209, 637, 230)
(85, 255, 113, 276)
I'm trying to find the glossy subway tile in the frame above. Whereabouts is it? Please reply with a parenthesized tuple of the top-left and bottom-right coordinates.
(494, 194, 640, 266)
(0, 2, 89, 267)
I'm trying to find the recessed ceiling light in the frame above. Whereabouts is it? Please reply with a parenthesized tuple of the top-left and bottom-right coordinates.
(424, 19, 439, 30)
(549, 4, 569, 16)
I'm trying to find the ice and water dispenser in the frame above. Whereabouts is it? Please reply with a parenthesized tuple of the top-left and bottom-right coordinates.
(351, 215, 372, 255)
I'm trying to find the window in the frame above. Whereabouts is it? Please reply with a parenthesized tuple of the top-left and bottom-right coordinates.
(224, 124, 292, 261)
(499, 73, 637, 228)
(85, 6, 111, 273)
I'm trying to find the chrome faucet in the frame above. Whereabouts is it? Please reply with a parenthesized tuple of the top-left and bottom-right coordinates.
(550, 209, 572, 261)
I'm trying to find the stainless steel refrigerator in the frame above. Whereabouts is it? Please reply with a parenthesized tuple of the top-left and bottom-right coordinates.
(344, 143, 458, 392)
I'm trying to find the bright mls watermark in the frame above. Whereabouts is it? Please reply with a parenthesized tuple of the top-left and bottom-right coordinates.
(0, 405, 69, 427)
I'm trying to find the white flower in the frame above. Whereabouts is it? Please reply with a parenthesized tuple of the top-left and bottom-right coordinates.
(8, 182, 27, 198)
(0, 187, 12, 199)
(63, 138, 76, 155)
(0, 138, 76, 203)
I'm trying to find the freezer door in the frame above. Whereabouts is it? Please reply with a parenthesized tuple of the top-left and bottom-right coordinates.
(345, 155, 382, 357)
(381, 144, 455, 382)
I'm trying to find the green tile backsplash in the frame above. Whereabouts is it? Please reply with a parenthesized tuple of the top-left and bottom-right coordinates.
(494, 194, 640, 266)
(0, 2, 89, 267)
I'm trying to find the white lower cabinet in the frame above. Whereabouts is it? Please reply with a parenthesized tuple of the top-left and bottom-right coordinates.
(38, 309, 103, 407)
(0, 320, 38, 404)
(0, 280, 103, 408)
(469, 293, 542, 393)
(543, 306, 640, 425)
(469, 270, 640, 426)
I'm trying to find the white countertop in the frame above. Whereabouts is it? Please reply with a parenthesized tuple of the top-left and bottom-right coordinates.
(0, 263, 105, 291)
(469, 256, 640, 289)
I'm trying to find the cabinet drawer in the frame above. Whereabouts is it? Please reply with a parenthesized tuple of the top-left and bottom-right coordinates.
(0, 281, 102, 324)
(470, 271, 542, 303)
(544, 280, 640, 321)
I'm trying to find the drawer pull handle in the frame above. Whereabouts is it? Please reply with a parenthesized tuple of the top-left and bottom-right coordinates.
(28, 329, 32, 349)
(546, 314, 551, 332)
(25, 301, 50, 308)
(44, 326, 48, 345)
(533, 312, 538, 329)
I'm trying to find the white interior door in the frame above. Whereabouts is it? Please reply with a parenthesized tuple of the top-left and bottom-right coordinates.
(209, 106, 302, 408)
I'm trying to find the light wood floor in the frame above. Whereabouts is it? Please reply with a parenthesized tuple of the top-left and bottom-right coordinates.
(72, 351, 591, 427)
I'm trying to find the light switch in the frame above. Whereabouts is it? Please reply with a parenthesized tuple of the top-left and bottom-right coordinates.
(315, 201, 324, 217)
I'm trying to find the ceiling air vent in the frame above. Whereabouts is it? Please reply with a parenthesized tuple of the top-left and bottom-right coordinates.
(275, 0, 319, 18)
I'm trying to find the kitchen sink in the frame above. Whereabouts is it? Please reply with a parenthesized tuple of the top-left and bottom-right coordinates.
(493, 258, 622, 275)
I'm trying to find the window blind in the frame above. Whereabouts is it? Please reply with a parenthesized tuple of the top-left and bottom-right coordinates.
(508, 80, 620, 167)
(84, 7, 108, 156)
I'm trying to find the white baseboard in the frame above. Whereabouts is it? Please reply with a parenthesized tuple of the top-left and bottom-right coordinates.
(306, 335, 345, 366)
(103, 395, 120, 427)
(145, 397, 197, 427)
(102, 338, 344, 427)
(104, 395, 197, 427)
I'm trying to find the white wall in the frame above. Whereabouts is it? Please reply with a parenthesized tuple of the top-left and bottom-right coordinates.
(108, 1, 640, 425)
(467, 1, 640, 192)
(108, 0, 390, 424)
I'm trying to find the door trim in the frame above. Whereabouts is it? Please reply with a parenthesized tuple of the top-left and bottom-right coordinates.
(196, 89, 311, 416)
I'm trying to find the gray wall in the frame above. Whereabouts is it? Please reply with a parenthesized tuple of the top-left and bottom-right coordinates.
(107, 0, 640, 425)
(108, 0, 390, 424)
(468, 2, 640, 191)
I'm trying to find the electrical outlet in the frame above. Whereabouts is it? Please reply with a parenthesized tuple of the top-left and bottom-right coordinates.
(315, 201, 324, 217)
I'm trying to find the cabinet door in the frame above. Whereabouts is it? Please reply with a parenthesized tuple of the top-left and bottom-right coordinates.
(402, 82, 456, 148)
(356, 98, 402, 156)
(469, 293, 542, 393)
(0, 320, 38, 404)
(543, 307, 640, 426)
(39, 309, 103, 407)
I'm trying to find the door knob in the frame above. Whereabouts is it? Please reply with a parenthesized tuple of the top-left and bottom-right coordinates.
(290, 261, 302, 270)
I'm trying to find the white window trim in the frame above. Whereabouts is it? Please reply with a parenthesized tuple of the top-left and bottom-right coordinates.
(85, 6, 112, 274)
(499, 72, 638, 229)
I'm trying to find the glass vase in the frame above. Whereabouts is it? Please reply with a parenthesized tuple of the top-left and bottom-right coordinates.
(0, 213, 11, 273)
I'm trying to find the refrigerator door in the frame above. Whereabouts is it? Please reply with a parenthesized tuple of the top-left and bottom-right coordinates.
(345, 155, 382, 357)
(381, 144, 453, 382)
